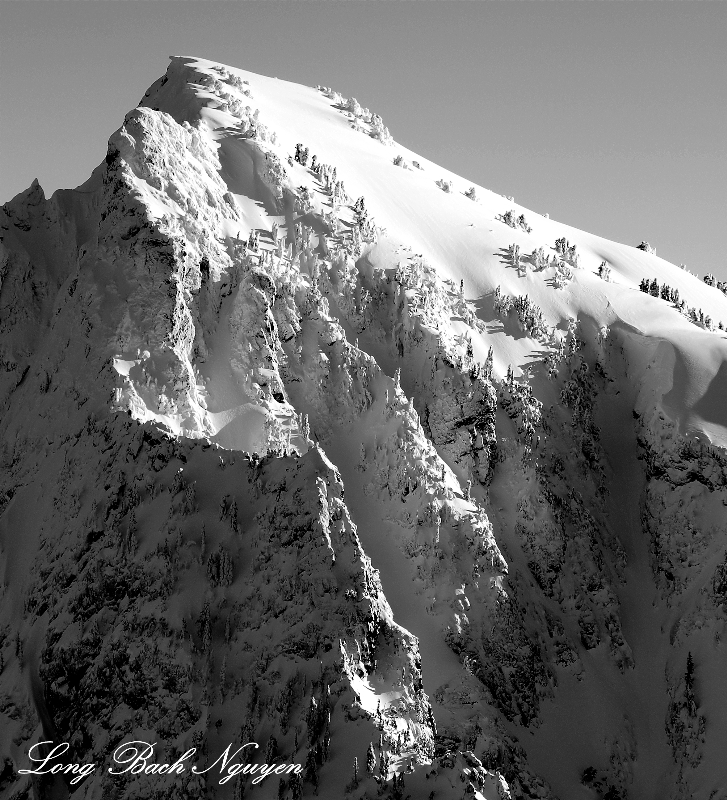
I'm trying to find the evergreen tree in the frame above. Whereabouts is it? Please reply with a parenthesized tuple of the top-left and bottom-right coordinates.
(265, 736, 278, 764)
(483, 346, 494, 380)
(290, 773, 304, 800)
(366, 741, 376, 774)
(304, 748, 318, 790)
(685, 651, 697, 715)
(532, 247, 548, 271)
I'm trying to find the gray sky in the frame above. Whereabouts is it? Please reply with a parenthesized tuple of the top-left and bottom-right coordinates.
(2, 1, 725, 281)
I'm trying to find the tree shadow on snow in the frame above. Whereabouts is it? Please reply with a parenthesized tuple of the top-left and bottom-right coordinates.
(495, 247, 515, 269)
(471, 293, 505, 335)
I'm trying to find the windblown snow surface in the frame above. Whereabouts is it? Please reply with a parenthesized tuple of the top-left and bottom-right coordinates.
(1, 56, 727, 800)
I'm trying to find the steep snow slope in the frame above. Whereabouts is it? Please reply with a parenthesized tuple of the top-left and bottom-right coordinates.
(139, 57, 727, 444)
(198, 59, 727, 442)
(1, 55, 726, 800)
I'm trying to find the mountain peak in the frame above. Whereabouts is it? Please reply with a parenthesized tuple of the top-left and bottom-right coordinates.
(1, 56, 726, 800)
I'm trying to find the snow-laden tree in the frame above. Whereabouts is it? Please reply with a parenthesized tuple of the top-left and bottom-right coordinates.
(553, 260, 574, 289)
(531, 247, 549, 271)
(499, 209, 531, 233)
(370, 113, 393, 144)
(366, 741, 376, 774)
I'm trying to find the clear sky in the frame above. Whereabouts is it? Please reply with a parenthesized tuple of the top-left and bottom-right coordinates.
(2, 1, 725, 281)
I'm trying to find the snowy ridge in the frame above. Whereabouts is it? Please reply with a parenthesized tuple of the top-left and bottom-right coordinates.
(1, 55, 726, 800)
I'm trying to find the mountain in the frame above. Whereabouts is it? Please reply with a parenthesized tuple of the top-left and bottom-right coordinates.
(1, 55, 727, 800)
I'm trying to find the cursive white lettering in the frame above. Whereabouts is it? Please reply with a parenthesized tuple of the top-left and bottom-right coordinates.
(193, 742, 259, 782)
(18, 742, 96, 785)
(108, 741, 195, 777)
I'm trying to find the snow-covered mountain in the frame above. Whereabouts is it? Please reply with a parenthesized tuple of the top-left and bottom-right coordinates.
(2, 56, 727, 800)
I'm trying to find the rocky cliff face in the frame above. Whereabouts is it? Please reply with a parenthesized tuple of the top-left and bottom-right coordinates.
(2, 56, 727, 800)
